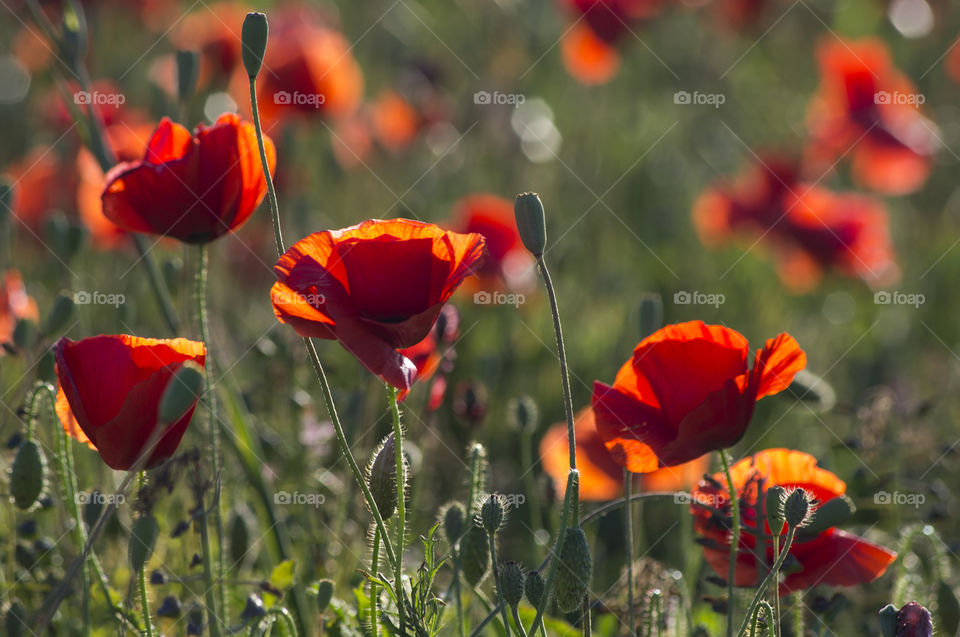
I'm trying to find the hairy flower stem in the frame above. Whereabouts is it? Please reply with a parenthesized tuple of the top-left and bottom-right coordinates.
(792, 592, 804, 637)
(720, 451, 741, 637)
(511, 605, 529, 637)
(137, 473, 154, 637)
(370, 527, 381, 637)
(736, 528, 797, 637)
(196, 244, 224, 637)
(624, 470, 636, 637)
(488, 533, 513, 637)
(247, 76, 400, 575)
(388, 387, 406, 635)
(750, 601, 775, 637)
(771, 535, 781, 637)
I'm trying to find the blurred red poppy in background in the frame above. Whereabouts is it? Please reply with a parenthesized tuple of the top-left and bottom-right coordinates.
(271, 219, 485, 395)
(5, 146, 74, 232)
(55, 335, 206, 470)
(101, 113, 275, 244)
(592, 321, 805, 472)
(693, 156, 899, 292)
(691, 448, 896, 594)
(540, 406, 711, 501)
(805, 38, 937, 195)
(169, 3, 249, 89)
(448, 194, 535, 293)
(0, 270, 39, 354)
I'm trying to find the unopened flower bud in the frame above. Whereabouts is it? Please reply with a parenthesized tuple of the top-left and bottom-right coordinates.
(367, 434, 401, 520)
(43, 293, 75, 338)
(507, 395, 538, 433)
(553, 527, 592, 613)
(460, 524, 490, 586)
(480, 494, 505, 534)
(10, 440, 45, 510)
(316, 579, 334, 612)
(241, 13, 269, 78)
(440, 501, 466, 544)
(514, 192, 546, 257)
(879, 604, 898, 637)
(129, 515, 159, 572)
(499, 561, 526, 607)
(175, 50, 200, 102)
(524, 570, 545, 607)
(765, 485, 786, 535)
(783, 488, 812, 528)
(158, 361, 204, 424)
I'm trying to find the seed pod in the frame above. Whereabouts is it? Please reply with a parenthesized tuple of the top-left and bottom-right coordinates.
(783, 489, 812, 529)
(507, 396, 538, 433)
(316, 579, 334, 612)
(553, 528, 592, 613)
(514, 192, 547, 257)
(525, 570, 545, 607)
(460, 524, 490, 586)
(10, 440, 46, 510)
(129, 515, 159, 572)
(480, 494, 505, 534)
(440, 501, 466, 545)
(367, 434, 400, 520)
(499, 561, 525, 607)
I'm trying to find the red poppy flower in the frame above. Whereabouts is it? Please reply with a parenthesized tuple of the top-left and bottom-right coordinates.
(397, 304, 459, 406)
(270, 219, 485, 395)
(0, 270, 38, 354)
(540, 406, 710, 501)
(805, 38, 937, 195)
(55, 335, 206, 470)
(448, 194, 536, 293)
(693, 156, 899, 292)
(691, 449, 896, 594)
(169, 3, 249, 89)
(592, 321, 805, 473)
(101, 113, 275, 244)
(5, 146, 74, 232)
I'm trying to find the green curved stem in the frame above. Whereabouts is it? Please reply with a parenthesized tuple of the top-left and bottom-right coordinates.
(248, 78, 283, 257)
(721, 451, 741, 637)
(736, 528, 797, 637)
(488, 533, 513, 637)
(529, 472, 577, 637)
(137, 473, 154, 637)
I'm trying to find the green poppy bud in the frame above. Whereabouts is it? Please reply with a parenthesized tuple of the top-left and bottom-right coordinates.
(460, 524, 490, 586)
(316, 579, 334, 612)
(10, 440, 45, 510)
(440, 501, 466, 545)
(553, 527, 592, 613)
(367, 434, 401, 521)
(514, 192, 546, 257)
(176, 50, 200, 103)
(129, 515, 159, 572)
(499, 561, 525, 607)
(480, 494, 505, 534)
(525, 570, 545, 607)
(241, 13, 269, 79)
(783, 488, 812, 529)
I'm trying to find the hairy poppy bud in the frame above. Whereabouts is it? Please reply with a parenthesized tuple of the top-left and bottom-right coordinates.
(783, 488, 812, 528)
(129, 515, 159, 571)
(460, 524, 490, 586)
(765, 485, 786, 535)
(43, 293, 75, 338)
(525, 570, 545, 607)
(480, 494, 506, 534)
(316, 579, 334, 612)
(514, 192, 546, 257)
(241, 12, 269, 79)
(12, 318, 37, 352)
(895, 601, 932, 637)
(553, 527, 592, 613)
(507, 395, 538, 433)
(499, 561, 525, 607)
(59, 3, 87, 63)
(158, 361, 205, 425)
(440, 501, 466, 545)
(10, 440, 46, 510)
(175, 50, 200, 102)
(367, 434, 400, 520)
(156, 595, 182, 618)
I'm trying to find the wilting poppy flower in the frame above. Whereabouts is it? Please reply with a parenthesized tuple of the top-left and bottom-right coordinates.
(592, 321, 805, 472)
(271, 219, 485, 395)
(693, 156, 899, 292)
(0, 270, 39, 354)
(691, 448, 896, 594)
(806, 38, 937, 195)
(101, 113, 275, 244)
(55, 335, 206, 470)
(541, 407, 710, 501)
(448, 194, 536, 293)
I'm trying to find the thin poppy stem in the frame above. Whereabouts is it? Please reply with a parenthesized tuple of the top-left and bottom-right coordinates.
(750, 601, 775, 637)
(792, 592, 804, 637)
(771, 534, 781, 637)
(529, 471, 577, 637)
(624, 469, 636, 637)
(196, 243, 225, 636)
(137, 473, 155, 637)
(388, 386, 406, 636)
(247, 69, 399, 574)
(582, 594, 591, 637)
(736, 528, 796, 637)
(370, 526, 381, 637)
(488, 532, 513, 637)
(248, 78, 283, 257)
(720, 451, 741, 637)
(511, 604, 528, 637)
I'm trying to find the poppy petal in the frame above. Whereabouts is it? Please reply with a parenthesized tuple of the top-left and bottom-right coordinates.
(752, 332, 806, 399)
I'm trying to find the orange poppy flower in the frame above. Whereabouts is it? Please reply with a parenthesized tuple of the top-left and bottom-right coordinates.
(592, 321, 805, 473)
(101, 113, 275, 244)
(371, 91, 421, 154)
(693, 156, 899, 292)
(55, 335, 206, 470)
(561, 22, 621, 86)
(805, 38, 937, 195)
(0, 270, 39, 354)
(270, 219, 485, 395)
(691, 449, 896, 594)
(540, 406, 711, 501)
(448, 194, 536, 293)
